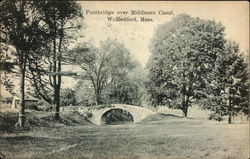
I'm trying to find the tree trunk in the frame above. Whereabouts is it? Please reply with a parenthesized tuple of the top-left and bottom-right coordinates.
(95, 88, 101, 105)
(53, 54, 59, 120)
(182, 107, 188, 117)
(55, 56, 62, 120)
(181, 92, 188, 117)
(18, 68, 26, 127)
(228, 89, 232, 124)
(228, 113, 232, 124)
(54, 23, 63, 120)
(54, 86, 60, 120)
(228, 97, 232, 124)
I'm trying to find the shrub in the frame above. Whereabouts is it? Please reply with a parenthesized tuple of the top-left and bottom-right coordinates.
(83, 111, 92, 118)
(208, 113, 223, 122)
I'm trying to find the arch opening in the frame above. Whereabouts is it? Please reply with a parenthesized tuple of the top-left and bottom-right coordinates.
(100, 108, 134, 125)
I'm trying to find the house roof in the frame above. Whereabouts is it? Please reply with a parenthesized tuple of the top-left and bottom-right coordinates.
(0, 86, 12, 98)
(13, 95, 38, 101)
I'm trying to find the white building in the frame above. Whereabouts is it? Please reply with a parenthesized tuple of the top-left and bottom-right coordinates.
(11, 95, 38, 109)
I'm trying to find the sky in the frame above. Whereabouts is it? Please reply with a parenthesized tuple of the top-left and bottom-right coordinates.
(77, 1, 249, 67)
(1, 1, 249, 97)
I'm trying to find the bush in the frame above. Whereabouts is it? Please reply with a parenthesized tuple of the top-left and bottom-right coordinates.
(83, 111, 92, 118)
(208, 113, 223, 122)
(61, 88, 77, 106)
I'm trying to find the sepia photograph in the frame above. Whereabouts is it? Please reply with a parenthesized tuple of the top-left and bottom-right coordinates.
(0, 1, 249, 159)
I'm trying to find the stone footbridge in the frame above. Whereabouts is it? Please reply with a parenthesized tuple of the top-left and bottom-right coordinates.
(79, 104, 157, 125)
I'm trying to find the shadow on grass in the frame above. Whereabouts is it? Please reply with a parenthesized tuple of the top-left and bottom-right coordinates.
(0, 112, 18, 133)
(4, 136, 52, 142)
(138, 113, 183, 125)
(157, 113, 183, 118)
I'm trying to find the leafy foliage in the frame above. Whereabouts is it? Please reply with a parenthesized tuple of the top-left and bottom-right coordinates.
(205, 41, 249, 122)
(74, 80, 95, 106)
(25, 1, 83, 119)
(0, 0, 51, 126)
(147, 14, 226, 116)
(71, 39, 136, 105)
(60, 88, 77, 106)
(102, 77, 140, 105)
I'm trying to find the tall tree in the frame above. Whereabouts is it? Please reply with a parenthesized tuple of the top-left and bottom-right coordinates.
(60, 88, 77, 106)
(70, 39, 136, 105)
(27, 1, 82, 120)
(0, 0, 48, 127)
(205, 41, 248, 123)
(102, 62, 147, 106)
(147, 14, 226, 117)
(74, 80, 95, 106)
(102, 76, 140, 105)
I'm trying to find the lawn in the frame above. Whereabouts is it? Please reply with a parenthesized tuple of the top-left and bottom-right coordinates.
(0, 111, 248, 159)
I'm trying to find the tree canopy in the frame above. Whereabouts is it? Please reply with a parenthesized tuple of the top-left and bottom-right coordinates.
(0, 0, 51, 126)
(26, 0, 83, 120)
(147, 14, 226, 117)
(70, 39, 136, 105)
(0, 0, 83, 125)
(204, 41, 249, 123)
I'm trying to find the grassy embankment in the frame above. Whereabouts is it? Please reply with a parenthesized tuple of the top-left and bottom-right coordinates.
(0, 110, 248, 159)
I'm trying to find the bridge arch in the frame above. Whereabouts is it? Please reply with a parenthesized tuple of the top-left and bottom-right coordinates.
(100, 108, 135, 125)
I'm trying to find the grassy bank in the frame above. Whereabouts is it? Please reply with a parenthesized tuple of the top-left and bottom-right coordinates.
(0, 111, 92, 133)
(0, 111, 248, 159)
